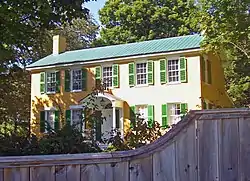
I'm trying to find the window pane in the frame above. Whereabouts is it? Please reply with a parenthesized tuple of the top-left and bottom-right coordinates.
(103, 66, 113, 88)
(72, 69, 82, 90)
(168, 60, 180, 82)
(169, 103, 181, 125)
(72, 109, 82, 130)
(136, 105, 148, 120)
(136, 63, 147, 85)
(47, 72, 56, 92)
(46, 111, 54, 131)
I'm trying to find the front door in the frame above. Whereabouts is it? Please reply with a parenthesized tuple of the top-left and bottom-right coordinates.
(101, 109, 113, 140)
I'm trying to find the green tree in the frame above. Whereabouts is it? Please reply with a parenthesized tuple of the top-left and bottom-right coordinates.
(193, 0, 250, 107)
(96, 0, 198, 46)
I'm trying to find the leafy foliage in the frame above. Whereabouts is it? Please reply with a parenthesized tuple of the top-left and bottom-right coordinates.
(106, 115, 163, 151)
(193, 0, 250, 107)
(96, 0, 198, 46)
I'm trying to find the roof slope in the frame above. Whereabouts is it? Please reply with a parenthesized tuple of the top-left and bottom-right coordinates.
(27, 34, 203, 68)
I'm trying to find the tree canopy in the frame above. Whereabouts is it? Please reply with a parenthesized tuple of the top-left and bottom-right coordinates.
(96, 0, 198, 45)
(194, 0, 250, 107)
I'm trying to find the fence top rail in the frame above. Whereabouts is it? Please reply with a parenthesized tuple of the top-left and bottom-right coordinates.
(0, 108, 249, 168)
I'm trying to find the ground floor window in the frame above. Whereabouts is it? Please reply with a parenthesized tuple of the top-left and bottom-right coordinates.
(135, 105, 148, 121)
(71, 109, 83, 131)
(168, 103, 181, 125)
(45, 111, 55, 132)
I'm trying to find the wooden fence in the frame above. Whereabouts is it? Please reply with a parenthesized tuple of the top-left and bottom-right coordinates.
(0, 108, 250, 181)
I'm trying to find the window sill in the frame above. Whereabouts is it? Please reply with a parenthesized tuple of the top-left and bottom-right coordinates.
(46, 92, 56, 95)
(71, 90, 82, 93)
(166, 82, 181, 85)
(134, 84, 149, 88)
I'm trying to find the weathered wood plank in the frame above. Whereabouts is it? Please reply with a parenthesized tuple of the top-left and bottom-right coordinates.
(30, 166, 55, 181)
(0, 169, 3, 181)
(55, 166, 67, 181)
(129, 156, 152, 181)
(4, 167, 29, 181)
(81, 164, 105, 181)
(197, 119, 219, 181)
(66, 165, 80, 181)
(220, 118, 239, 181)
(239, 117, 250, 181)
(153, 142, 176, 181)
(112, 162, 129, 181)
(175, 122, 197, 181)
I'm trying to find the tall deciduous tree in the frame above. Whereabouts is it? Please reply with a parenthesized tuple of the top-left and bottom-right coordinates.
(96, 0, 198, 46)
(194, 0, 250, 107)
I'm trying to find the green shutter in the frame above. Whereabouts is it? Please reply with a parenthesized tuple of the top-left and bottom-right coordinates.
(160, 59, 166, 83)
(56, 71, 61, 93)
(82, 68, 87, 91)
(180, 103, 188, 115)
(40, 72, 45, 93)
(147, 105, 154, 128)
(112, 64, 119, 88)
(147, 61, 154, 85)
(95, 118, 102, 141)
(208, 103, 213, 109)
(64, 69, 71, 92)
(180, 57, 187, 83)
(207, 60, 212, 84)
(54, 111, 60, 131)
(202, 100, 207, 109)
(65, 110, 71, 125)
(128, 63, 135, 86)
(201, 56, 206, 82)
(130, 106, 136, 128)
(95, 66, 101, 86)
(161, 104, 168, 128)
(40, 111, 45, 133)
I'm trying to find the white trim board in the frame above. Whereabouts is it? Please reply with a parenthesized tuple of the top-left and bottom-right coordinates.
(27, 48, 201, 71)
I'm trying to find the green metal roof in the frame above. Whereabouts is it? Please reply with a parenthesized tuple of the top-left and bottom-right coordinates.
(27, 34, 203, 69)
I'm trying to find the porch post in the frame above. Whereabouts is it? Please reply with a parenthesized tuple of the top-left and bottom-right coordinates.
(112, 102, 116, 131)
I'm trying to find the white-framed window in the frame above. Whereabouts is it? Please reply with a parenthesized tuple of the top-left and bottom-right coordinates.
(168, 103, 181, 125)
(46, 72, 56, 93)
(167, 59, 180, 83)
(136, 62, 147, 85)
(45, 111, 55, 133)
(103, 66, 113, 88)
(71, 109, 83, 131)
(71, 69, 82, 91)
(135, 105, 148, 121)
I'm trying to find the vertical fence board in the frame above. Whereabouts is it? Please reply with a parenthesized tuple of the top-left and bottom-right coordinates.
(113, 162, 129, 181)
(130, 156, 152, 181)
(55, 166, 67, 181)
(239, 117, 250, 181)
(175, 122, 197, 181)
(197, 119, 219, 181)
(153, 142, 176, 181)
(0, 169, 3, 181)
(4, 167, 29, 181)
(30, 166, 55, 181)
(81, 164, 105, 181)
(66, 165, 80, 181)
(220, 118, 239, 181)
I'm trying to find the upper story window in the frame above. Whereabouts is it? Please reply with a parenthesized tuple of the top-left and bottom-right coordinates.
(201, 56, 212, 84)
(160, 57, 187, 84)
(128, 61, 154, 87)
(103, 66, 113, 88)
(167, 59, 180, 83)
(46, 72, 57, 93)
(136, 63, 147, 85)
(40, 71, 60, 94)
(72, 69, 82, 91)
(64, 68, 87, 92)
(95, 65, 119, 88)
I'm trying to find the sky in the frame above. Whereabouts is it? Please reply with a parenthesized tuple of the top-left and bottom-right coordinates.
(84, 0, 107, 25)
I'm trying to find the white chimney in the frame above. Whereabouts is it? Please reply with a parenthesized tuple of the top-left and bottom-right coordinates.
(53, 35, 66, 55)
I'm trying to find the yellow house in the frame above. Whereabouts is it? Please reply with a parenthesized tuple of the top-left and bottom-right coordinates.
(27, 34, 232, 139)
